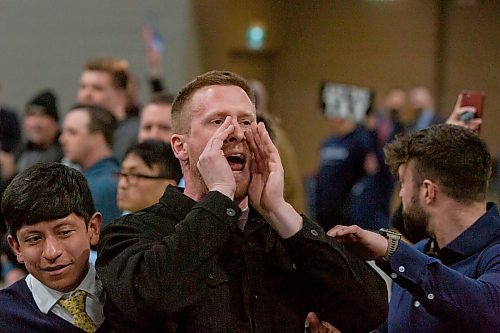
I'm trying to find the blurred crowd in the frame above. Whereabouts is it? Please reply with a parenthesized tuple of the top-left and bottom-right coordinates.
(0, 35, 498, 331)
(1, 46, 499, 288)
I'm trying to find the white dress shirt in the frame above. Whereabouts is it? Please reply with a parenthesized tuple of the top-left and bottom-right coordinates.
(25, 263, 105, 328)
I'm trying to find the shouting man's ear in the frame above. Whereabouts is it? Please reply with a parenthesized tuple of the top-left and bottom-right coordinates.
(171, 134, 188, 162)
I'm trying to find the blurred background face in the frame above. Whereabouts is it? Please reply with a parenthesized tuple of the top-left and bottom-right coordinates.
(117, 152, 175, 212)
(384, 89, 407, 112)
(23, 112, 59, 147)
(59, 109, 92, 165)
(77, 70, 122, 118)
(138, 103, 173, 143)
(409, 87, 434, 111)
(325, 117, 356, 137)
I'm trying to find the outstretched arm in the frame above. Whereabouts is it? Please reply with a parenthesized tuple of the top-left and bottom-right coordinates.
(328, 224, 500, 332)
(327, 224, 389, 260)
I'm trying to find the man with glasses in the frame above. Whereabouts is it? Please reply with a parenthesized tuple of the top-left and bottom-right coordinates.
(116, 140, 182, 213)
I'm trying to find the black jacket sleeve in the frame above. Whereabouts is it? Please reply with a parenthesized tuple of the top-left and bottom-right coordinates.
(283, 216, 388, 332)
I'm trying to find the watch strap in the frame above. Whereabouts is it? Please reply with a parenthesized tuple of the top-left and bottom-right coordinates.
(379, 228, 401, 262)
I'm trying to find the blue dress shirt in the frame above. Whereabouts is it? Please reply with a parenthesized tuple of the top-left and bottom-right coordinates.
(375, 203, 500, 333)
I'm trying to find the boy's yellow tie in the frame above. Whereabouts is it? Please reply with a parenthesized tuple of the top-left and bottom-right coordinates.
(58, 290, 97, 333)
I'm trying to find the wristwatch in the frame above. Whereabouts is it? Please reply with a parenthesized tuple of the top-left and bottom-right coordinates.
(378, 228, 401, 262)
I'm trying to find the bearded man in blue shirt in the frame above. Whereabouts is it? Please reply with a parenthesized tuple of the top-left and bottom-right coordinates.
(328, 123, 499, 333)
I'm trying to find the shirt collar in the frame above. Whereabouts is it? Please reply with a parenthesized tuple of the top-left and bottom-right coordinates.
(159, 185, 267, 235)
(26, 263, 103, 314)
(426, 203, 499, 264)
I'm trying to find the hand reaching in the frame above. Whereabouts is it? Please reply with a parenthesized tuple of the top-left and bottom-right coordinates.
(327, 225, 388, 261)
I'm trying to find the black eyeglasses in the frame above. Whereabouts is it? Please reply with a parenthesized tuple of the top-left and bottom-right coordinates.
(112, 171, 171, 186)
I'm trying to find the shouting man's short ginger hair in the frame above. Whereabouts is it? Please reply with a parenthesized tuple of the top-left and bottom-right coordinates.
(171, 71, 255, 134)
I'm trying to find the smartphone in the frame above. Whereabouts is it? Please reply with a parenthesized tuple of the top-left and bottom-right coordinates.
(459, 90, 485, 121)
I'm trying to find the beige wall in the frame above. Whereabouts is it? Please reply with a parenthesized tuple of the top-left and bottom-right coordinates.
(194, 0, 499, 179)
(272, 1, 440, 175)
(0, 0, 201, 115)
(441, 1, 500, 156)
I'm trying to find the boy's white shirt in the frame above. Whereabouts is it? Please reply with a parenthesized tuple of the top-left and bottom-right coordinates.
(26, 262, 105, 327)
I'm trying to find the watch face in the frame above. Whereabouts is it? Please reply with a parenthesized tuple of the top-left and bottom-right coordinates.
(380, 228, 401, 239)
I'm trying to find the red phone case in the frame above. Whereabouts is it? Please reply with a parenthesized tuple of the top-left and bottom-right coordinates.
(459, 91, 485, 119)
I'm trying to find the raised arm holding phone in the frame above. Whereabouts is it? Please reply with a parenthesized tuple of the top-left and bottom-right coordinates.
(446, 91, 484, 133)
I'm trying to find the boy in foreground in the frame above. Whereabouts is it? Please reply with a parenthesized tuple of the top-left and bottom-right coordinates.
(0, 162, 105, 333)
